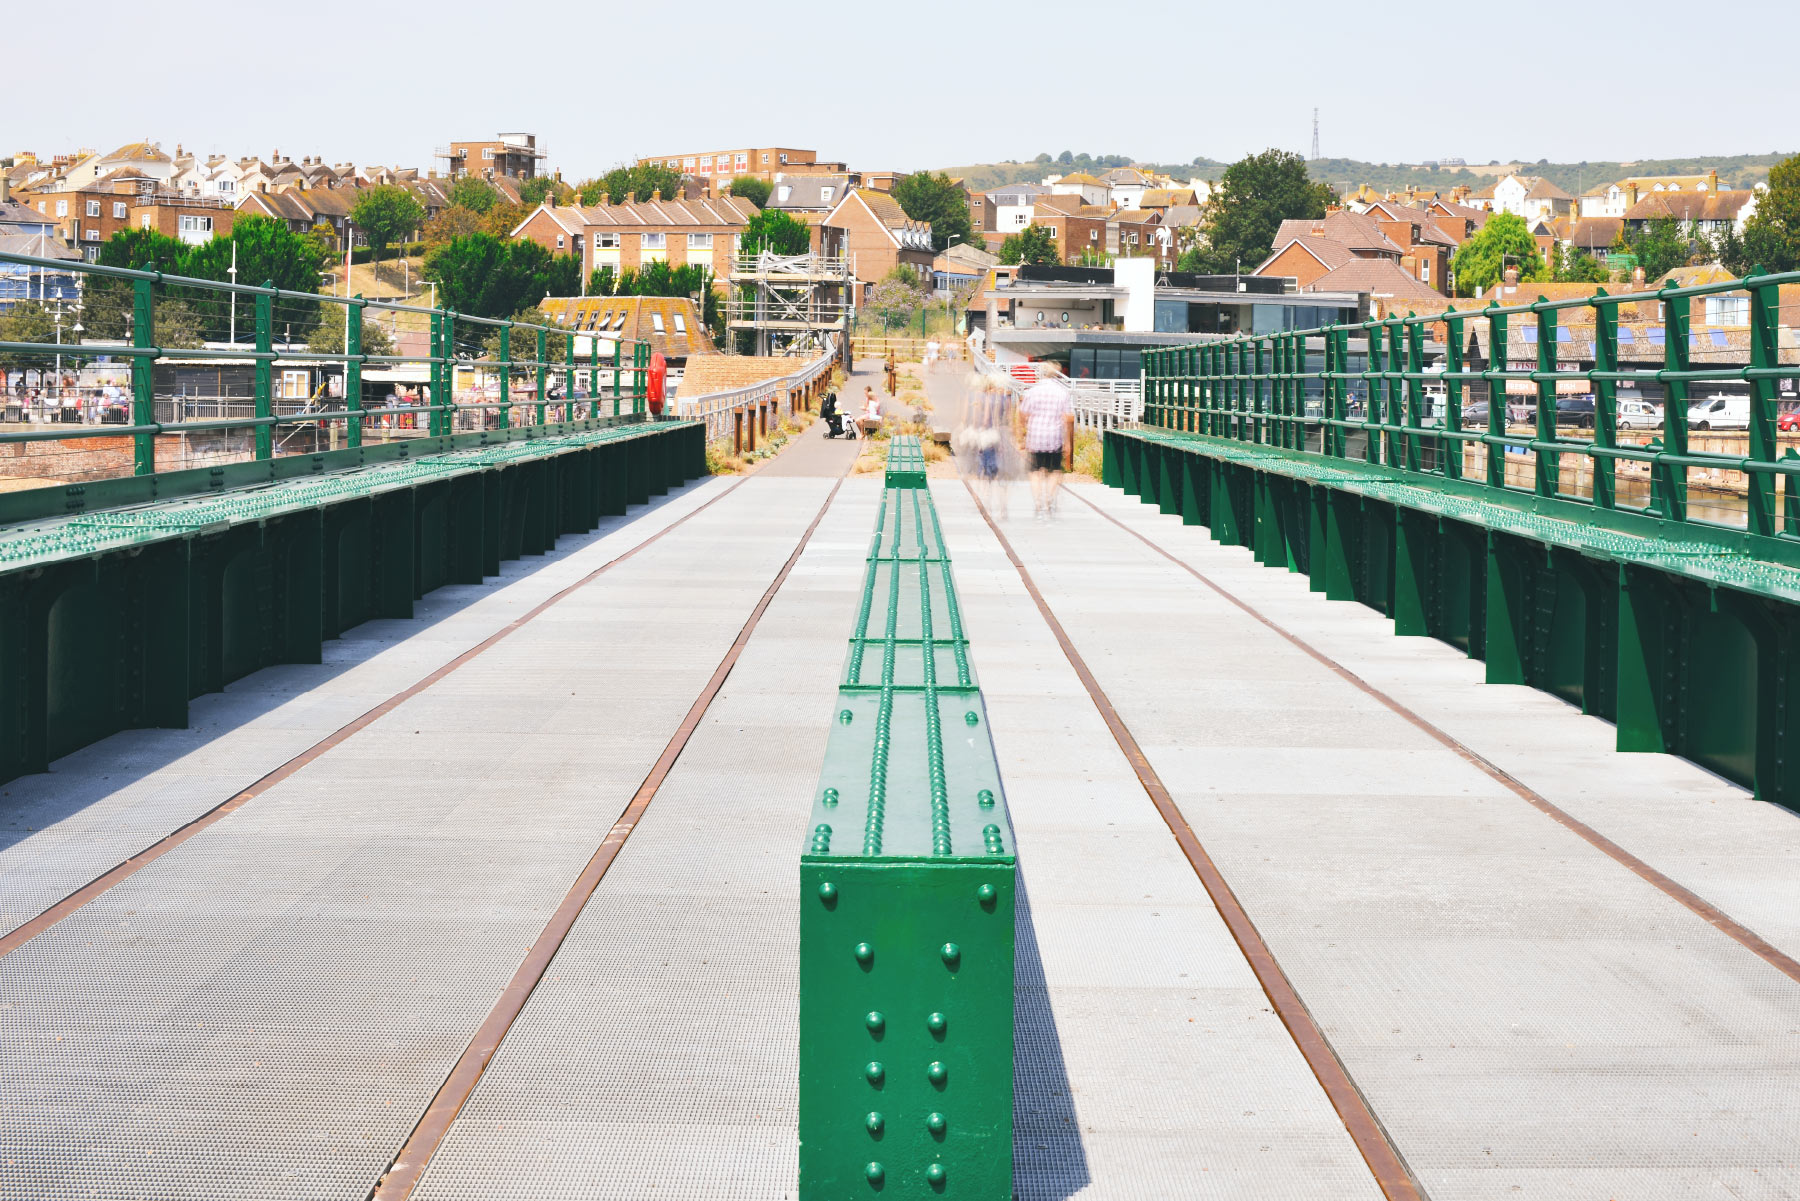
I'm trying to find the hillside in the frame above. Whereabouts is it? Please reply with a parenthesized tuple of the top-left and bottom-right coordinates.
(940, 152, 1793, 196)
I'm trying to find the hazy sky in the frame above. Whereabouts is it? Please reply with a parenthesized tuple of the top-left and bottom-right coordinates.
(9, 0, 1796, 178)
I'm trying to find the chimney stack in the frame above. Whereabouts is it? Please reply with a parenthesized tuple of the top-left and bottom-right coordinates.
(652, 189, 662, 202)
(626, 192, 636, 205)
(1503, 265, 1520, 286)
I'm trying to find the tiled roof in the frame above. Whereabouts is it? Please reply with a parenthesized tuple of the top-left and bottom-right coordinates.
(1256, 235, 1357, 274)
(1303, 258, 1440, 300)
(1056, 172, 1102, 184)
(679, 354, 805, 394)
(1623, 190, 1755, 223)
(1556, 216, 1624, 249)
(855, 189, 914, 229)
(563, 196, 756, 229)
(1139, 188, 1198, 207)
(540, 295, 716, 359)
(1160, 205, 1206, 228)
(1525, 177, 1573, 201)
(102, 142, 170, 164)
(1274, 210, 1403, 255)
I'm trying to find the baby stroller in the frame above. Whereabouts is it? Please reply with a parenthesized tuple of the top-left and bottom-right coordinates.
(820, 391, 850, 439)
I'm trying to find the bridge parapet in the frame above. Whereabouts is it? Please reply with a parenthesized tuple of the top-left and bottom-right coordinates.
(799, 437, 1015, 1199)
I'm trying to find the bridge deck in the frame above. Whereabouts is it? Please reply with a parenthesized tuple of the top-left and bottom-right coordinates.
(3, 415, 1798, 1200)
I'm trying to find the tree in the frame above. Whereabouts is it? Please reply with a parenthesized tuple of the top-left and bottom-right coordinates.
(1448, 212, 1546, 296)
(306, 312, 394, 356)
(448, 177, 501, 215)
(85, 229, 191, 339)
(1626, 216, 1694, 282)
(153, 299, 206, 349)
(1175, 246, 1209, 273)
(738, 209, 811, 257)
(350, 185, 426, 266)
(0, 301, 59, 369)
(1553, 242, 1608, 283)
(1057, 151, 1074, 166)
(892, 171, 974, 252)
(422, 233, 582, 319)
(480, 306, 567, 365)
(586, 163, 683, 206)
(183, 215, 326, 340)
(1737, 153, 1800, 274)
(728, 175, 771, 207)
(1190, 148, 1335, 275)
(999, 224, 1059, 266)
(423, 204, 489, 249)
(517, 176, 562, 208)
(588, 265, 617, 297)
(864, 272, 926, 331)
(483, 202, 525, 240)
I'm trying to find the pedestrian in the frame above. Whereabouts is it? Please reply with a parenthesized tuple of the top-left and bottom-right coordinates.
(861, 385, 884, 437)
(884, 354, 898, 397)
(1016, 360, 1074, 519)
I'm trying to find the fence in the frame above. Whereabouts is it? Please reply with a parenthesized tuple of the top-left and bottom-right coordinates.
(1139, 270, 1800, 534)
(967, 335, 1143, 430)
(677, 337, 839, 453)
(0, 249, 653, 494)
(852, 335, 967, 364)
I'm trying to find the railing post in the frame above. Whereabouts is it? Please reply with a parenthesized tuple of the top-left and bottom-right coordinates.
(254, 282, 273, 461)
(636, 341, 649, 413)
(1405, 316, 1424, 472)
(346, 296, 363, 449)
(1442, 311, 1463, 480)
(1533, 300, 1559, 497)
(588, 334, 599, 420)
(1657, 285, 1690, 522)
(613, 337, 623, 416)
(1363, 322, 1382, 464)
(444, 310, 459, 436)
(564, 332, 575, 422)
(498, 324, 511, 430)
(1386, 319, 1405, 468)
(1591, 294, 1616, 509)
(1747, 269, 1780, 537)
(1485, 304, 1508, 489)
(536, 327, 548, 426)
(131, 276, 156, 475)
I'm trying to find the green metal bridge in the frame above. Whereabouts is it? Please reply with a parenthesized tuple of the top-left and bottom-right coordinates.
(2, 256, 1800, 1201)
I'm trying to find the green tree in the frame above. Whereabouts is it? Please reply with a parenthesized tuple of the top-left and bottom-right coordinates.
(864, 273, 926, 331)
(1190, 148, 1335, 274)
(1626, 216, 1694, 282)
(183, 215, 327, 340)
(423, 205, 488, 249)
(306, 311, 394, 356)
(423, 233, 582, 319)
(350, 185, 426, 267)
(448, 177, 501, 214)
(586, 163, 683, 206)
(1552, 242, 1608, 283)
(1737, 153, 1800, 274)
(154, 299, 206, 349)
(728, 175, 771, 207)
(517, 176, 561, 208)
(1448, 212, 1546, 296)
(998, 224, 1059, 266)
(0, 301, 59, 369)
(480, 306, 568, 365)
(1175, 246, 1209, 273)
(588, 265, 617, 296)
(738, 209, 811, 257)
(891, 171, 974, 252)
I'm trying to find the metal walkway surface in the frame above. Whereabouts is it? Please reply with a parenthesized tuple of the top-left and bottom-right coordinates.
(3, 450, 1799, 1200)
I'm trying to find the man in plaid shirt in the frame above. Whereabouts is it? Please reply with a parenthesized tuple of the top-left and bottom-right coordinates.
(1017, 361, 1074, 518)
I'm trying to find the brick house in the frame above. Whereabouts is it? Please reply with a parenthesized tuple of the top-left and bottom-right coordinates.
(636, 147, 830, 182)
(1030, 195, 1109, 264)
(510, 194, 760, 279)
(27, 168, 233, 259)
(539, 295, 716, 363)
(1360, 200, 1457, 294)
(436, 134, 546, 181)
(1109, 209, 1169, 265)
(820, 189, 934, 305)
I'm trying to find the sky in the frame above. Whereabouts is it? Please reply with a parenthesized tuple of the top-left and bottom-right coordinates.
(8, 0, 1797, 178)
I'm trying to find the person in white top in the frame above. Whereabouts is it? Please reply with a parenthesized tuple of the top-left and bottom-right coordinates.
(1015, 361, 1074, 518)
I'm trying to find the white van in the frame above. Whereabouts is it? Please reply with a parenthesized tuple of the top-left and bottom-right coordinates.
(1617, 397, 1662, 430)
(1687, 394, 1749, 431)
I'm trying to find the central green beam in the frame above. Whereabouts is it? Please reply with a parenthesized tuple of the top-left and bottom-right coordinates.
(799, 439, 1016, 1198)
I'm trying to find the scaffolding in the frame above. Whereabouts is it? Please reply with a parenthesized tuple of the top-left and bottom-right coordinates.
(726, 250, 853, 356)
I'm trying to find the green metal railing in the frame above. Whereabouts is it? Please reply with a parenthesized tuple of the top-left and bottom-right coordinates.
(1140, 269, 1800, 538)
(0, 250, 653, 490)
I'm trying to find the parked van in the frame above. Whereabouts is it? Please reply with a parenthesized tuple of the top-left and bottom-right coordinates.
(1617, 397, 1662, 430)
(1688, 394, 1750, 431)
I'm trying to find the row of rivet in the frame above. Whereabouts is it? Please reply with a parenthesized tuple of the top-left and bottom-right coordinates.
(914, 490, 953, 857)
(862, 1161, 948, 1186)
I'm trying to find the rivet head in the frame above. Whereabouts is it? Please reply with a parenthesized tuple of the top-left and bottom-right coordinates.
(865, 1011, 886, 1034)
(865, 1111, 884, 1135)
(818, 881, 837, 904)
(823, 787, 840, 807)
(865, 1061, 885, 1084)
(839, 709, 854, 725)
(927, 1163, 946, 1185)
(927, 1011, 946, 1034)
(865, 1161, 884, 1184)
(977, 789, 995, 807)
(928, 1060, 947, 1085)
(964, 710, 979, 726)
(940, 942, 960, 966)
(855, 942, 874, 964)
(927, 1111, 947, 1134)
(976, 883, 996, 905)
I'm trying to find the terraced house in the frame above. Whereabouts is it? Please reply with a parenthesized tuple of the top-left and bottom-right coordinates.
(510, 194, 759, 279)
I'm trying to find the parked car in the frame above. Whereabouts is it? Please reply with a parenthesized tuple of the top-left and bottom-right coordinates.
(1688, 394, 1750, 431)
(1778, 403, 1800, 432)
(1460, 400, 1494, 427)
(1555, 394, 1597, 429)
(1506, 399, 1536, 425)
(1617, 397, 1662, 430)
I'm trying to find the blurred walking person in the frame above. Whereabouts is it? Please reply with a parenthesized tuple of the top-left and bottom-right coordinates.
(1016, 361, 1074, 519)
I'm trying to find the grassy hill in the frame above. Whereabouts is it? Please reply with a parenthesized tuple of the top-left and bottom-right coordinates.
(941, 152, 1794, 196)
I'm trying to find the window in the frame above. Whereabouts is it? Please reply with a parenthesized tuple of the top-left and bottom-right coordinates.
(140, 214, 152, 228)
(1089, 228, 1099, 241)
(84, 246, 98, 262)
(180, 215, 213, 234)
(761, 153, 770, 164)
(83, 228, 98, 241)
(220, 179, 234, 193)
(36, 200, 45, 213)
(651, 313, 665, 333)
(673, 313, 686, 333)
(86, 199, 100, 217)
(597, 232, 619, 249)
(641, 233, 666, 248)
(483, 147, 495, 160)
(683, 158, 696, 170)
(820, 186, 834, 204)
(735, 153, 747, 167)
(556, 234, 565, 249)
(281, 369, 308, 399)
(687, 233, 712, 249)
(700, 156, 712, 167)
(1420, 259, 1430, 283)
(1706, 296, 1750, 326)
(777, 185, 792, 203)
(55, 199, 68, 216)
(113, 202, 127, 219)
(779, 153, 789, 164)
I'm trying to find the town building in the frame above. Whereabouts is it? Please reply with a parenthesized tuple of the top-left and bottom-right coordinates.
(1029, 196, 1112, 266)
(1469, 174, 1574, 222)
(764, 173, 854, 214)
(19, 168, 234, 259)
(539, 295, 716, 364)
(987, 184, 1050, 237)
(1048, 172, 1110, 206)
(436, 134, 546, 181)
(635, 148, 836, 182)
(1579, 171, 1721, 218)
(511, 194, 759, 279)
(1622, 189, 1758, 238)
(1099, 167, 1153, 209)
(819, 189, 934, 306)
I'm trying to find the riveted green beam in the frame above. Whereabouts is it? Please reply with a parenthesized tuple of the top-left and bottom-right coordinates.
(800, 480, 1014, 1200)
